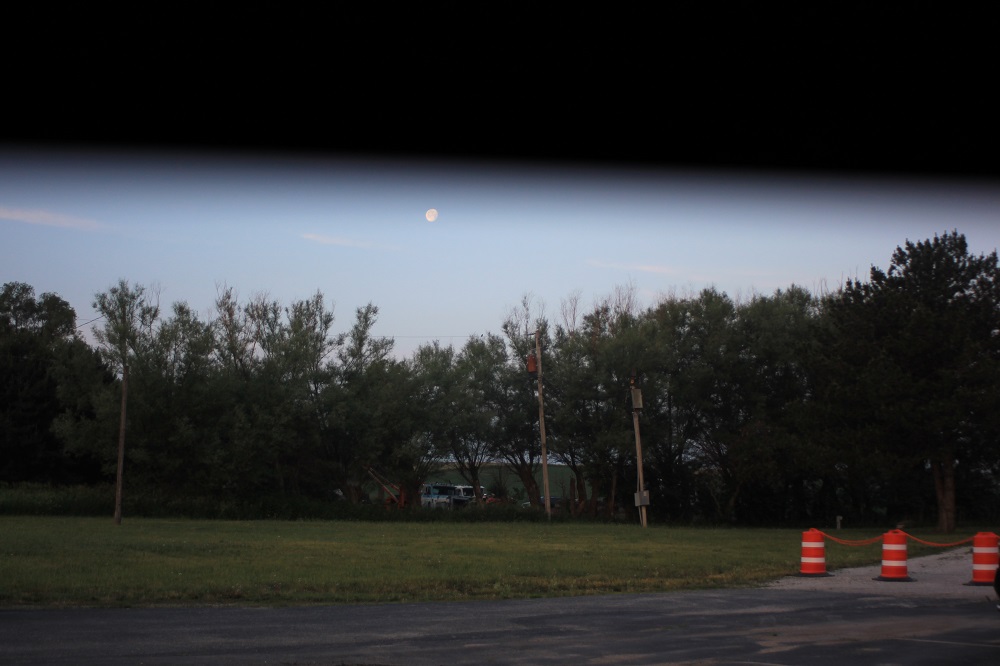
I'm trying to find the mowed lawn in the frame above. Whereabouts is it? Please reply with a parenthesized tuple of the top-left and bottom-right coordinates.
(0, 516, 946, 608)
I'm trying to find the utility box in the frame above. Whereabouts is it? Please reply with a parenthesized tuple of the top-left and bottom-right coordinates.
(634, 490, 650, 506)
(631, 387, 643, 410)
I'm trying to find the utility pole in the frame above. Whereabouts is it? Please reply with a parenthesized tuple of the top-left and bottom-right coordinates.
(114, 363, 128, 526)
(631, 373, 649, 528)
(531, 330, 552, 519)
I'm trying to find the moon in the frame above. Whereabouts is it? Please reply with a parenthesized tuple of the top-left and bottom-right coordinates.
(425, 208, 438, 222)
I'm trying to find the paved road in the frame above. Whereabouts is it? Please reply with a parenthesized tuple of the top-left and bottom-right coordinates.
(2, 586, 999, 665)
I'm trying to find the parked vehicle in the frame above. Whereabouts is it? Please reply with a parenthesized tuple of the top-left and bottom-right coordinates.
(421, 483, 473, 509)
(457, 485, 500, 504)
(521, 496, 563, 509)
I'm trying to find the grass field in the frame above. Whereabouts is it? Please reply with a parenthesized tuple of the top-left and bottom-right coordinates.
(0, 516, 963, 608)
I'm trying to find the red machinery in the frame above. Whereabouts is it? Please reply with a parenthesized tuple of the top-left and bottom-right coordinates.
(365, 466, 408, 509)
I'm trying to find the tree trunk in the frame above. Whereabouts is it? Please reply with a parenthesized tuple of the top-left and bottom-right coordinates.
(401, 479, 423, 510)
(725, 478, 742, 524)
(932, 456, 957, 533)
(573, 473, 588, 516)
(524, 476, 540, 507)
(274, 459, 286, 496)
(511, 464, 539, 507)
(607, 474, 618, 519)
(586, 476, 602, 517)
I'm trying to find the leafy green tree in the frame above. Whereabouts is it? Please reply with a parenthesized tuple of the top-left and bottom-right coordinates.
(540, 320, 593, 513)
(49, 337, 116, 485)
(403, 341, 457, 499)
(453, 334, 508, 500)
(125, 301, 219, 497)
(819, 231, 1000, 532)
(647, 286, 829, 525)
(92, 280, 160, 375)
(547, 286, 653, 518)
(252, 291, 340, 498)
(651, 288, 745, 521)
(497, 295, 547, 508)
(727, 286, 824, 523)
(0, 282, 77, 337)
(92, 279, 160, 523)
(210, 286, 269, 499)
(331, 303, 409, 502)
(213, 284, 255, 380)
(0, 282, 101, 483)
(208, 289, 342, 501)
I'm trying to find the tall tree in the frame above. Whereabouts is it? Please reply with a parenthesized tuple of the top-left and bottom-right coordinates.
(126, 300, 219, 497)
(281, 291, 341, 497)
(497, 295, 548, 507)
(820, 231, 1000, 532)
(92, 279, 160, 524)
(547, 285, 654, 518)
(332, 303, 406, 501)
(453, 334, 508, 500)
(656, 288, 745, 521)
(727, 286, 824, 523)
(405, 341, 457, 500)
(0, 282, 92, 482)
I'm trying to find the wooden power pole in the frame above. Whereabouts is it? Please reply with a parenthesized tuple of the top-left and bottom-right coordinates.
(114, 364, 128, 525)
(631, 374, 649, 528)
(535, 330, 552, 519)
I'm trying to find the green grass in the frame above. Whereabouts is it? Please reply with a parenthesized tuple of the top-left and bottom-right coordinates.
(0, 517, 967, 608)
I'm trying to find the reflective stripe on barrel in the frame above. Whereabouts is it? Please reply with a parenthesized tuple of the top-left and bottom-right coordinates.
(967, 532, 999, 586)
(876, 529, 912, 582)
(800, 528, 828, 576)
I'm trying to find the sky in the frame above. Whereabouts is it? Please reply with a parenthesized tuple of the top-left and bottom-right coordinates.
(3, 147, 1000, 360)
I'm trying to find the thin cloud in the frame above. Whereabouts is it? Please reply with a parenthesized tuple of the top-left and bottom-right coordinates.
(301, 233, 403, 252)
(0, 206, 103, 231)
(301, 233, 373, 248)
(588, 259, 682, 276)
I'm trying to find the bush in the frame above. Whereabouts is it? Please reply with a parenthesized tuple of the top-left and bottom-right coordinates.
(0, 483, 627, 523)
(0, 483, 112, 516)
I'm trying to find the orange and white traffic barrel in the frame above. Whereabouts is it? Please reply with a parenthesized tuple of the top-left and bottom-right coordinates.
(875, 529, 913, 582)
(799, 528, 831, 577)
(966, 532, 999, 586)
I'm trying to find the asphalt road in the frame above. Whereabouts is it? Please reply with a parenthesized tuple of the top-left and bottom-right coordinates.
(2, 589, 998, 665)
(2, 551, 999, 665)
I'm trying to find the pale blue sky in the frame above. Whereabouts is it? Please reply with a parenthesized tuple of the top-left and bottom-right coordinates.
(3, 148, 999, 359)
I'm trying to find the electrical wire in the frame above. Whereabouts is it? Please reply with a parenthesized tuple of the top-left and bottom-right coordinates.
(75, 314, 105, 329)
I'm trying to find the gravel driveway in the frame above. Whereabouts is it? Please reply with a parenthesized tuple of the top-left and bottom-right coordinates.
(766, 545, 999, 600)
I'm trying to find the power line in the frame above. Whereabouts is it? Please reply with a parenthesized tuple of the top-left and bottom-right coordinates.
(76, 314, 106, 330)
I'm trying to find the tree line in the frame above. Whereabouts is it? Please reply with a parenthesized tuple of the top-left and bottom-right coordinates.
(3, 230, 999, 531)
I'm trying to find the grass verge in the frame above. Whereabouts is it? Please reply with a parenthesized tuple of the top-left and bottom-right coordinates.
(1, 517, 967, 608)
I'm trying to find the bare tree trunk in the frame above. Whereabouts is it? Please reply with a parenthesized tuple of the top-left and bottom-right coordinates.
(932, 456, 957, 533)
(725, 479, 742, 524)
(522, 473, 540, 508)
(586, 476, 602, 517)
(607, 474, 618, 519)
(274, 460, 286, 496)
(573, 473, 588, 516)
(503, 459, 540, 507)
